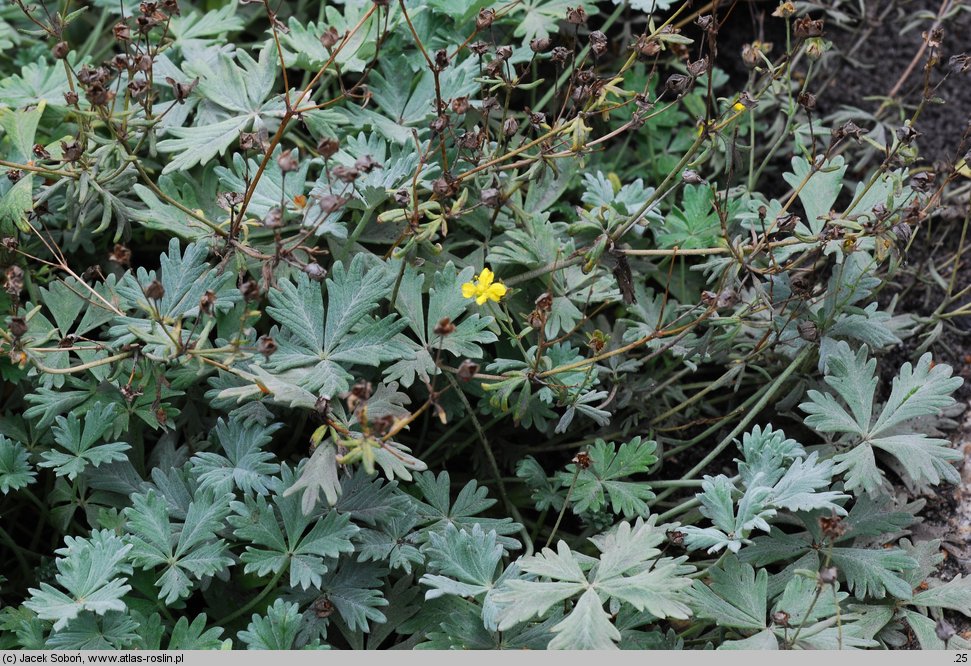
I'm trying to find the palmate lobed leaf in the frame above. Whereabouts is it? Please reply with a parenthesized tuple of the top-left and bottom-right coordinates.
(230, 465, 358, 589)
(123, 489, 234, 604)
(493, 518, 694, 649)
(800, 341, 963, 495)
(24, 531, 133, 631)
(556, 437, 658, 519)
(39, 402, 130, 480)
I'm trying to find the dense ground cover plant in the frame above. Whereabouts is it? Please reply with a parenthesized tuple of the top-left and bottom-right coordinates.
(1, 0, 970, 651)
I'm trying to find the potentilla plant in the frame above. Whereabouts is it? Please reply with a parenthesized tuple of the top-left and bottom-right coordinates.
(0, 0, 969, 651)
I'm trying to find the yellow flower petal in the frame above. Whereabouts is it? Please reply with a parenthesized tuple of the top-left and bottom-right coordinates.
(478, 267, 494, 287)
(486, 283, 507, 302)
(462, 282, 477, 299)
(476, 293, 489, 305)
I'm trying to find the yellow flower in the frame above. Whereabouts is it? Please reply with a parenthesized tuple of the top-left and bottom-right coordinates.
(462, 267, 507, 305)
(732, 101, 747, 112)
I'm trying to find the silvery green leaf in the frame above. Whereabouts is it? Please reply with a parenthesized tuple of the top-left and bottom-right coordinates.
(420, 524, 504, 600)
(769, 452, 848, 513)
(547, 588, 619, 650)
(192, 417, 282, 496)
(871, 352, 963, 436)
(238, 599, 302, 650)
(24, 531, 133, 631)
(554, 437, 657, 519)
(686, 557, 768, 630)
(0, 435, 35, 494)
(39, 402, 130, 480)
(911, 575, 971, 615)
(229, 466, 357, 590)
(782, 156, 846, 235)
(829, 546, 916, 599)
(802, 341, 876, 434)
(283, 441, 342, 512)
(123, 489, 234, 604)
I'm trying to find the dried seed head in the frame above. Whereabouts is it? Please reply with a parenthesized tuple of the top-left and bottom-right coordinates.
(896, 124, 920, 145)
(949, 53, 971, 74)
(451, 96, 470, 114)
(145, 279, 165, 301)
(349, 378, 373, 402)
(277, 149, 299, 173)
(572, 451, 592, 469)
(32, 144, 51, 160)
(64, 90, 80, 105)
(566, 5, 587, 25)
(316, 193, 347, 214)
(797, 91, 817, 110)
(773, 2, 796, 18)
(331, 165, 359, 183)
(667, 530, 685, 546)
(551, 46, 571, 64)
(480, 187, 502, 208)
(434, 48, 450, 71)
(797, 320, 819, 342)
(892, 221, 913, 244)
(530, 36, 551, 53)
(832, 120, 864, 142)
(304, 262, 327, 282)
(240, 279, 260, 302)
(317, 136, 340, 158)
(8, 316, 27, 339)
(476, 8, 495, 29)
(53, 41, 70, 59)
(771, 610, 790, 627)
(794, 16, 824, 38)
(199, 290, 217, 316)
(526, 309, 545, 330)
(262, 207, 283, 229)
(354, 154, 382, 173)
(61, 139, 83, 163)
(589, 30, 608, 57)
(109, 243, 131, 266)
(433, 317, 456, 336)
(128, 79, 150, 98)
(469, 40, 490, 56)
(457, 359, 479, 382)
(114, 22, 132, 41)
(910, 171, 934, 192)
(165, 76, 199, 104)
(682, 169, 705, 184)
(818, 566, 838, 586)
(430, 114, 449, 134)
(320, 26, 340, 48)
(6, 169, 22, 183)
(4, 266, 24, 296)
(687, 57, 709, 77)
(312, 597, 335, 619)
(432, 177, 456, 199)
(818, 513, 846, 539)
(665, 73, 691, 95)
(314, 395, 330, 419)
(258, 335, 278, 360)
(535, 291, 554, 312)
(695, 14, 714, 31)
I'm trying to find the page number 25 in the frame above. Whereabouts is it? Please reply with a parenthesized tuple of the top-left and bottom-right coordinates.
(955, 654, 968, 662)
